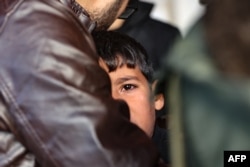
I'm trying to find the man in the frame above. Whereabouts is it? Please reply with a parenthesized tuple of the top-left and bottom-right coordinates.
(0, 0, 159, 166)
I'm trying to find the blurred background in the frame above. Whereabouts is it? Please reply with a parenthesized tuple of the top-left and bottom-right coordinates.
(140, 0, 205, 36)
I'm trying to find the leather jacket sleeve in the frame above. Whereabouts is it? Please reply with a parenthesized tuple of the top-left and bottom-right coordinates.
(0, 0, 159, 166)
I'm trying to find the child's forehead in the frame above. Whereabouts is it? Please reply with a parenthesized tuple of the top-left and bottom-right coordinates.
(110, 65, 149, 83)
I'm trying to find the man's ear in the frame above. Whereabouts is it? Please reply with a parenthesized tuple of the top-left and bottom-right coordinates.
(152, 80, 165, 111)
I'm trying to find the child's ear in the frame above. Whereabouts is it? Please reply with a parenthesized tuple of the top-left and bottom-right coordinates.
(152, 80, 165, 110)
(154, 93, 164, 110)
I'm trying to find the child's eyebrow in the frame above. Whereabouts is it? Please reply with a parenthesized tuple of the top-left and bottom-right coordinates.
(115, 76, 140, 85)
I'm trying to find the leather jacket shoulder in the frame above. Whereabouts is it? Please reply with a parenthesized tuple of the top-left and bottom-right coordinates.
(0, 0, 158, 166)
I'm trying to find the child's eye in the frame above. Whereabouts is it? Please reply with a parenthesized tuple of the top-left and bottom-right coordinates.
(121, 84, 136, 91)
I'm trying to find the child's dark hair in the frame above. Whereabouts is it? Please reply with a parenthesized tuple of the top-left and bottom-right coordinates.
(92, 31, 154, 83)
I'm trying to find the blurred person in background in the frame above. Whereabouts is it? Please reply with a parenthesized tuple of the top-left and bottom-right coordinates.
(158, 0, 250, 167)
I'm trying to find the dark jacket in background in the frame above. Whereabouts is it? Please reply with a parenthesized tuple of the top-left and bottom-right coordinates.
(152, 125, 170, 164)
(0, 0, 159, 166)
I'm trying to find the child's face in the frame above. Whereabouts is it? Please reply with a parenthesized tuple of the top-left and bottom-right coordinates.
(99, 58, 164, 137)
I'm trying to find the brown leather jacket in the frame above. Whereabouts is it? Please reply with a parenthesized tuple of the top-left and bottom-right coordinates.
(0, 0, 159, 166)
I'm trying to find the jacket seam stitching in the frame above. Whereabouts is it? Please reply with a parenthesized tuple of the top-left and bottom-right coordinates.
(0, 75, 59, 167)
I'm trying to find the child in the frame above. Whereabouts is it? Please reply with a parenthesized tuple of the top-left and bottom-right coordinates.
(92, 30, 169, 164)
